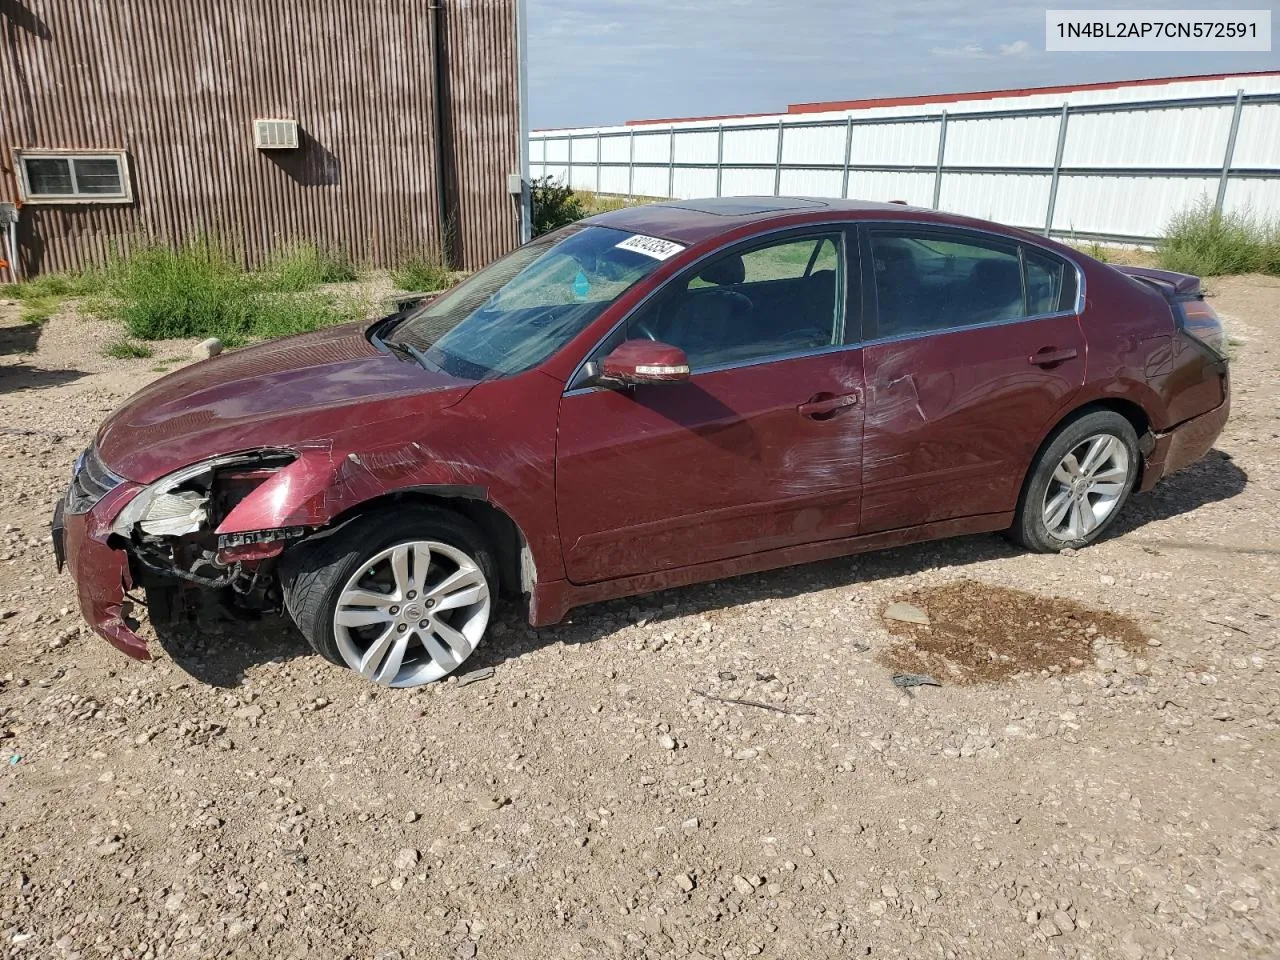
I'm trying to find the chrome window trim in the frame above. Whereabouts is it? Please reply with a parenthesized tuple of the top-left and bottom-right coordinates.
(561, 216, 1086, 397)
(857, 307, 1081, 350)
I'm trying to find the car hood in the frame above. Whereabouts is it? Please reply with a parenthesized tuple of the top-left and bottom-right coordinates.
(96, 322, 475, 483)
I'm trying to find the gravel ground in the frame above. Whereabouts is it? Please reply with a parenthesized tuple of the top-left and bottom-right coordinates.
(1, 276, 1278, 960)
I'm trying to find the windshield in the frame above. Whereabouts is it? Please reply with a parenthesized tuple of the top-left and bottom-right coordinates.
(386, 225, 671, 380)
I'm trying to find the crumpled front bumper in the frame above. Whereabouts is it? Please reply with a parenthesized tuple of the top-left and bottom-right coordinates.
(52, 482, 151, 660)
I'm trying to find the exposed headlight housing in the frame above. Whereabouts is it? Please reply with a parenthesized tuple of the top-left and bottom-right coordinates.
(111, 451, 296, 538)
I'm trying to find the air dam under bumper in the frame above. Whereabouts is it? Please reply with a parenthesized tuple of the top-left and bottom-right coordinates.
(55, 486, 151, 660)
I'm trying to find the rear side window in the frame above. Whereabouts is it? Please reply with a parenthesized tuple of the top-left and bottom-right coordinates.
(870, 231, 1022, 337)
(869, 228, 1078, 338)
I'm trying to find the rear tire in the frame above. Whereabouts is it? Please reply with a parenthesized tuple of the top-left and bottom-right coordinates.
(1010, 409, 1140, 553)
(281, 506, 496, 687)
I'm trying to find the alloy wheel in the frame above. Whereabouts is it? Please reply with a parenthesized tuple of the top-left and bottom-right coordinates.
(332, 540, 490, 687)
(1041, 433, 1130, 541)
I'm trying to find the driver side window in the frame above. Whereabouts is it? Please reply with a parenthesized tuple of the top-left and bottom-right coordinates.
(626, 232, 845, 371)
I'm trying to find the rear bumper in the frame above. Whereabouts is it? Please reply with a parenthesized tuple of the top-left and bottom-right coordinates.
(1141, 387, 1231, 491)
(55, 485, 151, 661)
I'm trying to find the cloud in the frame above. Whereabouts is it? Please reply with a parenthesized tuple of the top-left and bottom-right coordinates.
(930, 42, 992, 59)
(929, 38, 1030, 59)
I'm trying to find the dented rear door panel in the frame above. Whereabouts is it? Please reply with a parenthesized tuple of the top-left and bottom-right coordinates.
(861, 324, 1086, 535)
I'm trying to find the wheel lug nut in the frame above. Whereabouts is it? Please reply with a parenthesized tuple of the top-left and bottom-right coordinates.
(419, 620, 428, 629)
(425, 599, 435, 608)
(397, 624, 407, 632)
(407, 591, 417, 599)
(390, 606, 399, 615)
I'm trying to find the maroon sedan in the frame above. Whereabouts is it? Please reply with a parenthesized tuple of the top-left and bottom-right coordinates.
(54, 198, 1230, 687)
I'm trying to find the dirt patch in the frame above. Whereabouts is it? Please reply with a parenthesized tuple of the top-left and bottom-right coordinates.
(878, 580, 1148, 684)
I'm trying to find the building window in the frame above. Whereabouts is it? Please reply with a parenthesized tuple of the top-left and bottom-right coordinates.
(15, 151, 132, 204)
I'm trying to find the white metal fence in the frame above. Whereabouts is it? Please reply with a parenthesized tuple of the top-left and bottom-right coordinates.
(530, 85, 1280, 244)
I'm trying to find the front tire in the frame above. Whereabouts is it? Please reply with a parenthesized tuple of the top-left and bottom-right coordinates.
(1011, 410, 1140, 553)
(282, 506, 496, 687)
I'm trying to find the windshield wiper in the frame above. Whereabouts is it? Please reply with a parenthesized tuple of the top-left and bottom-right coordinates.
(387, 339, 441, 373)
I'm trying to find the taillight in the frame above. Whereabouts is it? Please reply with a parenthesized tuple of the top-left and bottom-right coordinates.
(1176, 297, 1227, 359)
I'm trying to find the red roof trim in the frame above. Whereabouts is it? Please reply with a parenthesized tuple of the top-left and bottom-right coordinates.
(533, 70, 1280, 131)
(787, 70, 1280, 115)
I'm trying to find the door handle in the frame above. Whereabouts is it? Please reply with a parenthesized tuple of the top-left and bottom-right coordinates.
(1029, 346, 1078, 367)
(797, 391, 861, 418)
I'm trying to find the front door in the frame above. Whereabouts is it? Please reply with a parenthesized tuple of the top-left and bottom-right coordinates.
(555, 229, 865, 584)
(859, 225, 1087, 534)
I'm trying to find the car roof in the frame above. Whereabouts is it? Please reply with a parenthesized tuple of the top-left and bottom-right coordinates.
(585, 196, 1040, 248)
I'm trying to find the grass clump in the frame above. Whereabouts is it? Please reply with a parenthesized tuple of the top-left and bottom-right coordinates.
(245, 291, 368, 340)
(576, 191, 627, 217)
(103, 338, 154, 359)
(1078, 241, 1111, 263)
(263, 242, 358, 292)
(2, 270, 105, 302)
(392, 255, 455, 293)
(101, 240, 256, 341)
(1158, 198, 1280, 277)
(3, 269, 106, 324)
(19, 296, 61, 324)
(96, 239, 368, 345)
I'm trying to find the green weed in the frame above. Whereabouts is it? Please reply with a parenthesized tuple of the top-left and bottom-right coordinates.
(94, 238, 368, 344)
(103, 338, 154, 359)
(1158, 198, 1280, 276)
(19, 296, 60, 324)
(392, 256, 456, 293)
(262, 242, 358, 292)
(2, 270, 105, 303)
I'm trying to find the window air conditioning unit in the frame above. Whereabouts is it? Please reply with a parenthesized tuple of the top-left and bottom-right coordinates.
(254, 119, 299, 150)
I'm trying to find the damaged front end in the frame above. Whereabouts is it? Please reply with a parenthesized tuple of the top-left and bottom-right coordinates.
(108, 450, 314, 631)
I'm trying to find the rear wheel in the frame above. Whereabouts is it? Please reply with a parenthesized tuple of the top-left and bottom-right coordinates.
(282, 507, 495, 687)
(1011, 410, 1140, 552)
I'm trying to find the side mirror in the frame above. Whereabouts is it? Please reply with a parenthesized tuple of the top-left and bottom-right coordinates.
(599, 339, 691, 387)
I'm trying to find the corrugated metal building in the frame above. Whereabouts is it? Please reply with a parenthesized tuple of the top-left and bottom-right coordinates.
(531, 71, 1280, 244)
(1, 0, 528, 276)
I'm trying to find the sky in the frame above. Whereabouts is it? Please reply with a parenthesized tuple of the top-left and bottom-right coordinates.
(526, 0, 1280, 128)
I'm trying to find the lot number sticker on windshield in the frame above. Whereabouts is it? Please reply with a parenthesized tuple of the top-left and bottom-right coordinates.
(615, 234, 685, 261)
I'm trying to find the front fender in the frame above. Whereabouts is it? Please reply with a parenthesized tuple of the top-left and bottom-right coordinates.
(214, 427, 565, 583)
(215, 440, 474, 533)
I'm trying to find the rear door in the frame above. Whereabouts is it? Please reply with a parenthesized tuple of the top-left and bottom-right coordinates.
(859, 224, 1086, 534)
(555, 228, 865, 584)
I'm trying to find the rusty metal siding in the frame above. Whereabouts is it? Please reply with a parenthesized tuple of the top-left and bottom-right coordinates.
(440, 0, 521, 269)
(0, 0, 519, 275)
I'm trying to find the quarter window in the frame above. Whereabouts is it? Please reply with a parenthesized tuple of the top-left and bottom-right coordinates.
(1024, 248, 1077, 315)
(17, 151, 132, 203)
(625, 232, 844, 370)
